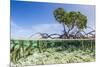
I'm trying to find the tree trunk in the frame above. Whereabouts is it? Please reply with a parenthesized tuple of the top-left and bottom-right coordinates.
(62, 23, 69, 38)
(63, 23, 66, 33)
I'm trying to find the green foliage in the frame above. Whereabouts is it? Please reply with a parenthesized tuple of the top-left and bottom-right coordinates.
(54, 8, 65, 23)
(53, 8, 87, 31)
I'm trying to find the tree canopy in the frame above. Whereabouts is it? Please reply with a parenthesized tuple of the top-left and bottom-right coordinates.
(53, 8, 87, 30)
(53, 8, 88, 38)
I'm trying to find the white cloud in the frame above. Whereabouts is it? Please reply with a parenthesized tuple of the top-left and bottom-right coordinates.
(11, 22, 63, 39)
(31, 24, 62, 34)
(11, 21, 32, 39)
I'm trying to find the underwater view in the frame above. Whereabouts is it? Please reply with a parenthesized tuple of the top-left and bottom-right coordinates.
(10, 39, 95, 67)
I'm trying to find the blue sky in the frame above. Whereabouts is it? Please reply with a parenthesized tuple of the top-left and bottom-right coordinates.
(11, 0, 95, 39)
